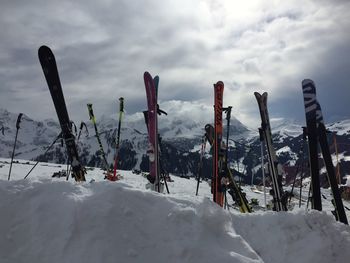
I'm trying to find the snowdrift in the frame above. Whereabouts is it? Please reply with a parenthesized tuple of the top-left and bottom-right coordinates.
(0, 159, 350, 263)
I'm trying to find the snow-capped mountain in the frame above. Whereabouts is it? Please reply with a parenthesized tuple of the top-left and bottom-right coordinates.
(1, 108, 350, 185)
(0, 107, 249, 176)
(270, 118, 305, 140)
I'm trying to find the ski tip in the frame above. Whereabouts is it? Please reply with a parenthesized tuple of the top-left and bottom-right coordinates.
(214, 81, 224, 86)
(253, 91, 261, 97)
(302, 79, 314, 87)
(38, 45, 56, 66)
(254, 91, 266, 100)
(144, 71, 152, 78)
(38, 45, 52, 56)
(153, 75, 160, 88)
(254, 92, 268, 102)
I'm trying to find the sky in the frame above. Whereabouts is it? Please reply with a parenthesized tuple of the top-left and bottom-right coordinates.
(1, 0, 350, 129)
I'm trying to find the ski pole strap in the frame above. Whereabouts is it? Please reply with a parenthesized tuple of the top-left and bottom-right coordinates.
(70, 121, 77, 135)
(16, 113, 23, 129)
(223, 106, 232, 120)
(81, 122, 89, 136)
(77, 122, 88, 140)
(80, 122, 84, 130)
(157, 105, 167, 115)
(204, 124, 214, 146)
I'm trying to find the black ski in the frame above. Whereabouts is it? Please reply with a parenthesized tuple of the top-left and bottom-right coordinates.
(302, 80, 322, 211)
(38, 45, 86, 182)
(254, 92, 286, 211)
(302, 79, 348, 224)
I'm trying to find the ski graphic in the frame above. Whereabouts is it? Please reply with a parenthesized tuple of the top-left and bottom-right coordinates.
(302, 79, 348, 224)
(213, 81, 224, 206)
(144, 71, 159, 189)
(254, 92, 286, 211)
(38, 45, 86, 182)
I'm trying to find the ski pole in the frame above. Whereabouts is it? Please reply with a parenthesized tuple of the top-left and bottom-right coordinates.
(158, 134, 170, 194)
(8, 113, 23, 181)
(259, 128, 267, 209)
(196, 135, 207, 196)
(24, 133, 62, 179)
(87, 103, 109, 171)
(112, 97, 124, 178)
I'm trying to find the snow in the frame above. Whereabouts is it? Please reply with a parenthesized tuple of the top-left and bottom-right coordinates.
(327, 119, 350, 135)
(1, 157, 350, 263)
(270, 118, 303, 138)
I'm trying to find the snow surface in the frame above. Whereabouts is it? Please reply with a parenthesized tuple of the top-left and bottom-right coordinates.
(327, 120, 350, 136)
(270, 118, 304, 138)
(1, 157, 350, 263)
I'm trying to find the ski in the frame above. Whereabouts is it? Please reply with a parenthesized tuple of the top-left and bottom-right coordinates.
(301, 80, 322, 211)
(144, 71, 159, 190)
(254, 92, 286, 211)
(38, 45, 86, 182)
(302, 79, 348, 224)
(87, 103, 110, 171)
(213, 81, 224, 206)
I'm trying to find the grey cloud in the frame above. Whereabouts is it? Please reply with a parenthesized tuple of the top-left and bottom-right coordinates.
(0, 0, 350, 127)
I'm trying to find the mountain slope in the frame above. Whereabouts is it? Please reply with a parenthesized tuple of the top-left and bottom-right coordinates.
(1, 108, 350, 185)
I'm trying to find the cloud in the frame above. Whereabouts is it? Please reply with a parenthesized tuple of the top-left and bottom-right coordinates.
(0, 0, 349, 130)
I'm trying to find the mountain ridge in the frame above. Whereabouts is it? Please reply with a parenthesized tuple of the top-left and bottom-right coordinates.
(1, 108, 350, 185)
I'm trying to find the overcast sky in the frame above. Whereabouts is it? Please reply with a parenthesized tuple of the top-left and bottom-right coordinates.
(1, 0, 349, 129)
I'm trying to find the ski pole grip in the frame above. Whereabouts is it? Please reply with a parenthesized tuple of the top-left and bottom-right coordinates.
(16, 113, 23, 129)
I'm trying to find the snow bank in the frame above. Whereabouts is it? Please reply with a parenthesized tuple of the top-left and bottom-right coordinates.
(0, 179, 262, 263)
(232, 209, 350, 263)
(0, 158, 350, 263)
